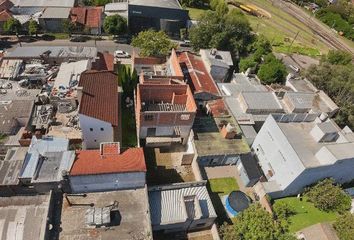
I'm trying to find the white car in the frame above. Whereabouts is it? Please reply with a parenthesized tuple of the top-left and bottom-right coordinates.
(114, 50, 130, 58)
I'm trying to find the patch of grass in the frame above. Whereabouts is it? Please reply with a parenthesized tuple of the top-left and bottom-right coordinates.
(49, 33, 69, 39)
(121, 105, 137, 147)
(273, 42, 321, 57)
(274, 197, 338, 233)
(186, 7, 209, 20)
(209, 177, 239, 196)
(207, 177, 239, 225)
(231, 0, 330, 56)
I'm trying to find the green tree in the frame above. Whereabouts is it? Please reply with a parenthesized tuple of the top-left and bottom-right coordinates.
(131, 29, 176, 57)
(3, 18, 21, 35)
(103, 15, 127, 36)
(216, 1, 228, 16)
(333, 213, 354, 240)
(189, 10, 252, 62)
(28, 20, 39, 36)
(220, 204, 294, 240)
(62, 19, 75, 35)
(180, 0, 207, 8)
(257, 54, 287, 85)
(93, 0, 111, 6)
(305, 63, 354, 129)
(305, 178, 352, 213)
(321, 50, 352, 65)
(239, 56, 257, 72)
(273, 201, 295, 220)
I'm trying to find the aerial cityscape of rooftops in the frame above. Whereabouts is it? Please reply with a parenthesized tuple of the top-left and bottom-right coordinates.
(0, 0, 354, 239)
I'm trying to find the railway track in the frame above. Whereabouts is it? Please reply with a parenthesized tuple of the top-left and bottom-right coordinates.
(272, 0, 354, 55)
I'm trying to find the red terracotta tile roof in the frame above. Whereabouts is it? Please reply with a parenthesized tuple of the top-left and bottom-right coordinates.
(0, 9, 12, 22)
(91, 52, 114, 71)
(0, 0, 13, 11)
(178, 52, 219, 95)
(86, 7, 102, 28)
(207, 99, 229, 117)
(134, 56, 165, 65)
(70, 7, 102, 28)
(70, 7, 86, 25)
(78, 70, 119, 126)
(70, 148, 146, 176)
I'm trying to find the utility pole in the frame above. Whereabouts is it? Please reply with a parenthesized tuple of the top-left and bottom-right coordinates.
(288, 31, 300, 54)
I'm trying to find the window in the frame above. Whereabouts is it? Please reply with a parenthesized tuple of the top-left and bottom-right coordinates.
(196, 223, 206, 227)
(90, 128, 93, 131)
(180, 114, 190, 121)
(144, 114, 154, 121)
(100, 128, 104, 131)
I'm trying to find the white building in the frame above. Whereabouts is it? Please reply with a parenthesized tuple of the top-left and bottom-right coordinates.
(252, 115, 354, 198)
(148, 181, 217, 233)
(200, 49, 233, 82)
(78, 70, 120, 149)
(69, 143, 146, 193)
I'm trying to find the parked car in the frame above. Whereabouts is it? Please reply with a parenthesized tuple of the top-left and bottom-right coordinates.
(113, 35, 131, 44)
(114, 50, 130, 58)
(70, 36, 90, 42)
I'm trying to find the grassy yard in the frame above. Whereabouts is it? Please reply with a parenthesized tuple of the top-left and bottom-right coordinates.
(207, 177, 239, 224)
(274, 197, 338, 233)
(121, 104, 137, 148)
(209, 177, 239, 196)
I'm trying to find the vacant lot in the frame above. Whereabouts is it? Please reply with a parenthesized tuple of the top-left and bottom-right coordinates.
(274, 197, 337, 232)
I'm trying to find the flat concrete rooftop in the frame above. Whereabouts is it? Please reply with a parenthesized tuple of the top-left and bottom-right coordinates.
(0, 147, 28, 186)
(0, 193, 51, 240)
(59, 188, 152, 240)
(193, 116, 250, 156)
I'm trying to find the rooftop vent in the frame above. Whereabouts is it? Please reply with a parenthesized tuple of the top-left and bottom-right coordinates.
(210, 49, 217, 56)
(220, 123, 238, 139)
(100, 142, 120, 156)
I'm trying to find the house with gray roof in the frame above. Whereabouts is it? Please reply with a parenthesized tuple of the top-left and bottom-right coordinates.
(253, 114, 354, 198)
(39, 7, 71, 32)
(148, 181, 217, 233)
(0, 100, 34, 135)
(18, 136, 74, 192)
(200, 49, 234, 82)
(11, 0, 75, 8)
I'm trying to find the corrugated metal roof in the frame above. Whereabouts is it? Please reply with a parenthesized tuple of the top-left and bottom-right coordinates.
(40, 7, 70, 19)
(148, 182, 217, 225)
(11, 0, 75, 8)
(19, 136, 69, 179)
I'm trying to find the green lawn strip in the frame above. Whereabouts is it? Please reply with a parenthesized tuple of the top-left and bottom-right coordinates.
(207, 177, 239, 224)
(274, 197, 337, 233)
(48, 33, 69, 39)
(121, 104, 137, 147)
(209, 177, 239, 196)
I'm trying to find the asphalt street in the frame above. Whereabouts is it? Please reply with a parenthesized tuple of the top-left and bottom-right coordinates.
(3, 39, 139, 55)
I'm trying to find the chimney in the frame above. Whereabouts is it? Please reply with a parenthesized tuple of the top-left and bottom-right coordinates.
(100, 142, 121, 158)
(210, 48, 217, 56)
(220, 123, 237, 139)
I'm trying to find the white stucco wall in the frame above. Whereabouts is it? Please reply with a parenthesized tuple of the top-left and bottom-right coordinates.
(79, 114, 114, 149)
(69, 172, 146, 193)
(252, 116, 305, 191)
